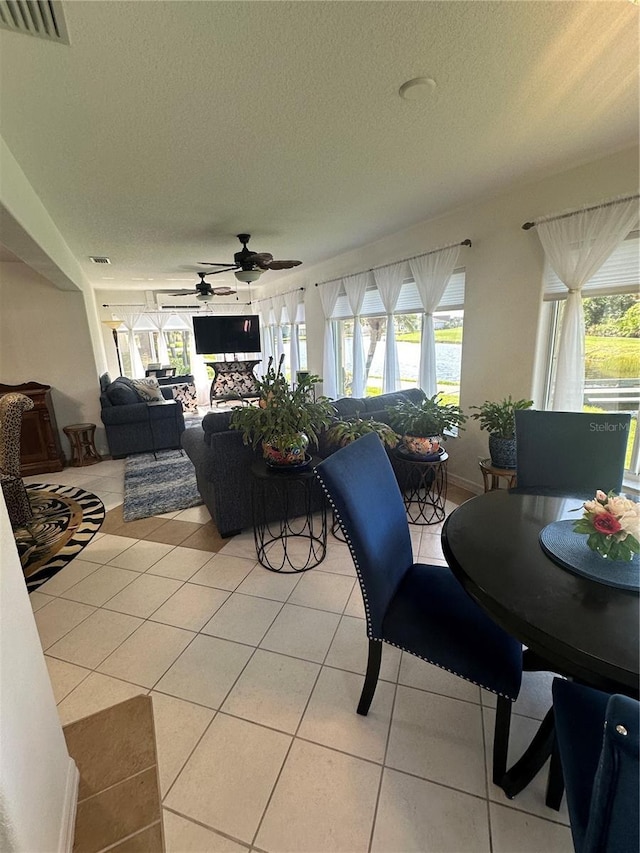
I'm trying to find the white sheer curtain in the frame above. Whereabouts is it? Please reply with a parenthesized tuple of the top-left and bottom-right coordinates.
(257, 299, 274, 377)
(409, 246, 460, 397)
(118, 312, 145, 378)
(343, 272, 369, 397)
(271, 294, 286, 361)
(374, 262, 406, 393)
(536, 199, 639, 411)
(147, 313, 171, 365)
(318, 281, 341, 400)
(178, 314, 210, 406)
(284, 290, 302, 381)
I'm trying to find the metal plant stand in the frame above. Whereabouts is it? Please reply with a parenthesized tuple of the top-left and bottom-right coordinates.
(393, 449, 449, 525)
(251, 458, 327, 572)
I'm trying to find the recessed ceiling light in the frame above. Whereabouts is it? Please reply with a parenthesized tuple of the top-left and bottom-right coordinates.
(399, 77, 437, 101)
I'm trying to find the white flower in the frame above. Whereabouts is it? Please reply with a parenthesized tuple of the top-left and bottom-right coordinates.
(584, 499, 607, 516)
(595, 489, 608, 503)
(618, 507, 640, 542)
(606, 495, 637, 518)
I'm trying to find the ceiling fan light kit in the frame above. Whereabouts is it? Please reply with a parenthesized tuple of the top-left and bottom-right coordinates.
(235, 269, 263, 283)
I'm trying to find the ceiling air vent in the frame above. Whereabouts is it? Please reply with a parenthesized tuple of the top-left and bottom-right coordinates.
(90, 256, 111, 265)
(0, 0, 69, 44)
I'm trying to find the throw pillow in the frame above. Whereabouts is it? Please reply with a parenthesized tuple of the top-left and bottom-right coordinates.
(130, 377, 165, 402)
(106, 380, 140, 406)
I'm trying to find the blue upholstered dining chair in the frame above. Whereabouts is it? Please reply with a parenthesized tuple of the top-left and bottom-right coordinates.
(552, 678, 639, 853)
(514, 410, 631, 495)
(315, 432, 523, 783)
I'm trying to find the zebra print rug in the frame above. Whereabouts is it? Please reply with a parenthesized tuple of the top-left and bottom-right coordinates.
(15, 484, 105, 593)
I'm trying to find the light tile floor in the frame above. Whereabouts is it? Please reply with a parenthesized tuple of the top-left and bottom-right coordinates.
(28, 458, 573, 852)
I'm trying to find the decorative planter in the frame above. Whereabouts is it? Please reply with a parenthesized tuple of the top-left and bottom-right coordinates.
(402, 433, 441, 458)
(263, 432, 309, 467)
(488, 435, 517, 469)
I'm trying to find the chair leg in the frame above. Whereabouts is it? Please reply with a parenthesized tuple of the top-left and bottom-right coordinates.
(357, 639, 382, 716)
(492, 694, 512, 785)
(545, 735, 565, 810)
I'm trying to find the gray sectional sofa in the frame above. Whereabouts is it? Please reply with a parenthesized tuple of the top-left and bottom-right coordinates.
(181, 388, 425, 537)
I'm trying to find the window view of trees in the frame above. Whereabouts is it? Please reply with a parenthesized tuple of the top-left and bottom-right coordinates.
(548, 293, 639, 471)
(116, 330, 192, 376)
(336, 310, 464, 404)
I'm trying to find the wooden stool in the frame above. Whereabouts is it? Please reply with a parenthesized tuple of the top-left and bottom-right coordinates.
(63, 423, 101, 467)
(479, 458, 517, 492)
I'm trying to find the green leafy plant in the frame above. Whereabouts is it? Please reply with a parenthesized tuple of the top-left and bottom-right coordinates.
(469, 396, 533, 439)
(326, 415, 399, 449)
(386, 394, 466, 438)
(229, 355, 335, 451)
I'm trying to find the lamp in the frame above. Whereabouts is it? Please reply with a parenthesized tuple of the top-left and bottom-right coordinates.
(196, 291, 214, 302)
(102, 319, 123, 375)
(235, 269, 263, 283)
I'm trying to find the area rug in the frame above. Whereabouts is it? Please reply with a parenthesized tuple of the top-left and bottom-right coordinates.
(123, 449, 203, 521)
(15, 484, 105, 593)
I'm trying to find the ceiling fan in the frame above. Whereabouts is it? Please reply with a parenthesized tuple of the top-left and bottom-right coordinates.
(199, 233, 302, 283)
(164, 272, 236, 302)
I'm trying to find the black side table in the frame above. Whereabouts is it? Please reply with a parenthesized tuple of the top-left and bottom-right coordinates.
(251, 458, 327, 572)
(393, 448, 449, 525)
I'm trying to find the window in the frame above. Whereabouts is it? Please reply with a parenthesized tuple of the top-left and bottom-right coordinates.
(332, 269, 465, 402)
(542, 232, 639, 473)
(116, 323, 193, 377)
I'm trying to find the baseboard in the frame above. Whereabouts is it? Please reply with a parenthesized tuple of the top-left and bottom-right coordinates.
(448, 471, 483, 495)
(58, 757, 79, 853)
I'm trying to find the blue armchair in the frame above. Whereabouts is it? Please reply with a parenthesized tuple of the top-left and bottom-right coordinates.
(99, 373, 185, 458)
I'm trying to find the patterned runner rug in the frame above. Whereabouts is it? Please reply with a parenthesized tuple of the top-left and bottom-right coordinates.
(123, 449, 203, 522)
(16, 484, 105, 593)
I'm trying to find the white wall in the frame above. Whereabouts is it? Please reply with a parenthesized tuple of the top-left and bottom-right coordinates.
(0, 496, 78, 852)
(0, 261, 107, 457)
(260, 146, 639, 490)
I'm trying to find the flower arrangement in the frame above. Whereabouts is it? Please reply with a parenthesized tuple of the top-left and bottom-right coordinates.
(572, 490, 640, 562)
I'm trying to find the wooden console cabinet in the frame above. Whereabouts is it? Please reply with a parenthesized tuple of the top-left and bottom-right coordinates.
(0, 382, 65, 475)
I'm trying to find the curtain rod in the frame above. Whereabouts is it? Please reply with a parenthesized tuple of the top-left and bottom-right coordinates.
(314, 239, 472, 287)
(101, 303, 249, 310)
(522, 194, 639, 230)
(251, 285, 305, 305)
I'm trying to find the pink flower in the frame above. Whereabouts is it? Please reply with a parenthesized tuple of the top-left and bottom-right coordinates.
(593, 513, 622, 535)
(595, 490, 608, 503)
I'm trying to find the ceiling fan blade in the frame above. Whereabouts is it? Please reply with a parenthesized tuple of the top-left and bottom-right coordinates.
(266, 260, 302, 270)
(210, 286, 236, 296)
(164, 289, 198, 296)
(198, 262, 236, 267)
(198, 265, 240, 276)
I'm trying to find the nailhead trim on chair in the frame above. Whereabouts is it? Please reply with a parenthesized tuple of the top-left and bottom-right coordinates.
(315, 470, 515, 701)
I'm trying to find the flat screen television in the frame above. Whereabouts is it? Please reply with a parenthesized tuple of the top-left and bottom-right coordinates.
(192, 314, 261, 355)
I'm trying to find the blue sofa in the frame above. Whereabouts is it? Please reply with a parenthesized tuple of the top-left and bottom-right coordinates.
(181, 388, 425, 537)
(100, 373, 185, 458)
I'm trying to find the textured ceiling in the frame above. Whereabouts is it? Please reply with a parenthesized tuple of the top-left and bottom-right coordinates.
(0, 1, 638, 293)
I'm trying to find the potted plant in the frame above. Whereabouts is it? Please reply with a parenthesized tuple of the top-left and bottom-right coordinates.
(230, 355, 335, 466)
(469, 396, 533, 469)
(386, 394, 466, 457)
(326, 414, 399, 450)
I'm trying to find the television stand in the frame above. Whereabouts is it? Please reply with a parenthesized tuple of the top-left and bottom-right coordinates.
(207, 359, 261, 406)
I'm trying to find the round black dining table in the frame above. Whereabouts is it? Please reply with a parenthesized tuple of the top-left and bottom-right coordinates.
(442, 489, 639, 800)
